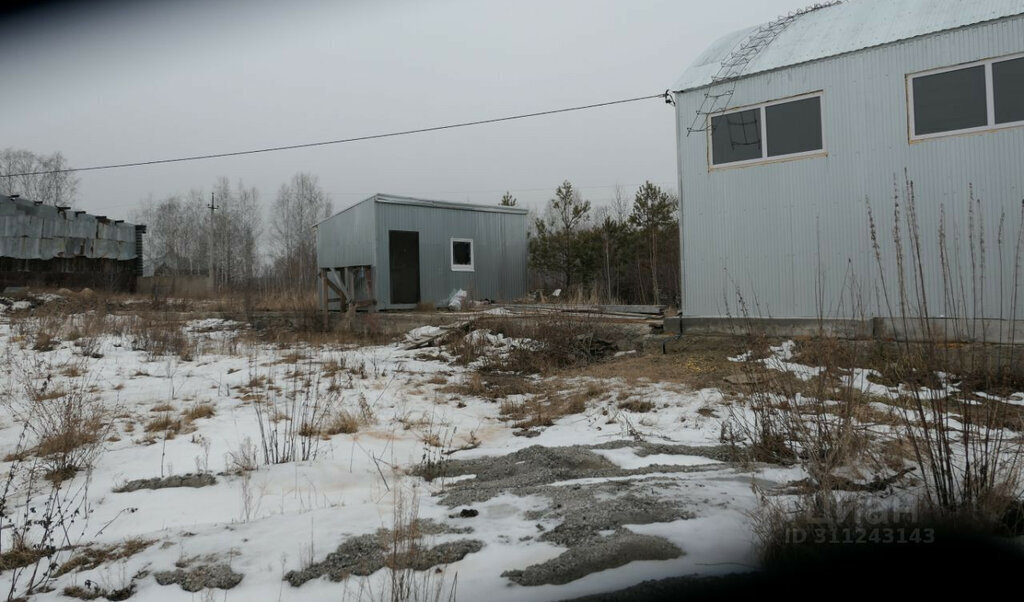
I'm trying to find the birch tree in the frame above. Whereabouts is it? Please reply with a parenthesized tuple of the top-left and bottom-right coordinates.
(271, 173, 332, 290)
(0, 148, 79, 207)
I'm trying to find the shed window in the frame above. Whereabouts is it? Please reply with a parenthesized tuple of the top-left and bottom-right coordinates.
(451, 238, 473, 271)
(909, 54, 1024, 139)
(710, 92, 823, 167)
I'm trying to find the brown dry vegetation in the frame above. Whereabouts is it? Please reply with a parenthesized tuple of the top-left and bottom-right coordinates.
(322, 410, 360, 435)
(498, 385, 601, 430)
(577, 335, 757, 391)
(443, 314, 629, 375)
(143, 413, 194, 438)
(182, 403, 215, 421)
(441, 372, 544, 400)
(55, 539, 155, 577)
(0, 543, 52, 572)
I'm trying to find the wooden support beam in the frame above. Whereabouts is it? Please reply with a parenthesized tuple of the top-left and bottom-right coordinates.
(364, 266, 377, 312)
(344, 267, 355, 311)
(322, 270, 352, 304)
(320, 269, 329, 330)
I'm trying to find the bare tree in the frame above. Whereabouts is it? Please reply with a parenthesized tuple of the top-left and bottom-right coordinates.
(0, 148, 79, 207)
(134, 195, 193, 275)
(611, 184, 631, 225)
(211, 178, 263, 290)
(271, 173, 332, 291)
(135, 179, 262, 292)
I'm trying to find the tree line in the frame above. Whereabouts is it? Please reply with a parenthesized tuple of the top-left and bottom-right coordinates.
(135, 173, 331, 294)
(527, 180, 679, 305)
(3, 147, 680, 305)
(0, 148, 79, 207)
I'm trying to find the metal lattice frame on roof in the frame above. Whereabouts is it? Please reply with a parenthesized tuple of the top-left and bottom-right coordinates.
(685, 1, 842, 136)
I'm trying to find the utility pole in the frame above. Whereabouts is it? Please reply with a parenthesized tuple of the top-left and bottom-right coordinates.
(208, 192, 216, 293)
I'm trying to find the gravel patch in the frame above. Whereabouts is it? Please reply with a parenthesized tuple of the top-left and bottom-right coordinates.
(503, 530, 682, 586)
(113, 473, 216, 492)
(284, 520, 482, 587)
(409, 441, 727, 586)
(154, 563, 243, 592)
(422, 442, 728, 507)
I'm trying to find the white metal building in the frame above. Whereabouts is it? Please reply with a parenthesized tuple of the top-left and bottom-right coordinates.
(672, 0, 1024, 321)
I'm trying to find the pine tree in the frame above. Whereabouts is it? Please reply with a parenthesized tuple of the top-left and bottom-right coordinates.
(499, 191, 517, 207)
(529, 181, 596, 290)
(629, 181, 676, 304)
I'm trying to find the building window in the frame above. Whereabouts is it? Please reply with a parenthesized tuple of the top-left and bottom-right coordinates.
(711, 108, 762, 164)
(710, 92, 824, 168)
(450, 238, 474, 271)
(994, 57, 1024, 125)
(909, 54, 1024, 140)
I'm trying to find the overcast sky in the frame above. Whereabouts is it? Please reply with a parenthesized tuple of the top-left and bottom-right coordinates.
(0, 0, 811, 218)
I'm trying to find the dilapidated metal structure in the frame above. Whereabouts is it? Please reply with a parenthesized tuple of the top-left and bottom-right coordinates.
(315, 194, 528, 311)
(0, 195, 145, 291)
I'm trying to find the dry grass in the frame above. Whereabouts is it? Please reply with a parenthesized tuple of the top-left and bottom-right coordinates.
(144, 414, 193, 438)
(499, 388, 592, 430)
(55, 538, 154, 577)
(617, 398, 654, 413)
(580, 334, 755, 391)
(0, 544, 52, 572)
(278, 352, 308, 365)
(60, 364, 85, 378)
(183, 403, 215, 421)
(420, 432, 443, 448)
(32, 331, 58, 352)
(63, 583, 136, 601)
(441, 373, 542, 400)
(4, 363, 112, 481)
(443, 314, 625, 375)
(322, 411, 360, 435)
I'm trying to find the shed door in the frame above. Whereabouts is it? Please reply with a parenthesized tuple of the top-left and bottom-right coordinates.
(388, 230, 420, 305)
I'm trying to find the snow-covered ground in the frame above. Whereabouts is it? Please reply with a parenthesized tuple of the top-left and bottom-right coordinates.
(0, 306, 945, 601)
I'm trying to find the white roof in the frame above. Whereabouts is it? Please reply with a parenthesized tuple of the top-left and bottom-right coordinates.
(674, 0, 1024, 92)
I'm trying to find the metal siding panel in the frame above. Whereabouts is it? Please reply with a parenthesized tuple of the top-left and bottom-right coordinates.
(677, 18, 1024, 320)
(315, 198, 379, 305)
(0, 198, 140, 261)
(375, 202, 528, 310)
(316, 199, 378, 269)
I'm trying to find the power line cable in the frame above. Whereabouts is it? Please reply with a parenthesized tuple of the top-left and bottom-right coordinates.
(1, 92, 672, 178)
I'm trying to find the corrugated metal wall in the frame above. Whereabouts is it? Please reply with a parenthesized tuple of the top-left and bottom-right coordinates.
(315, 195, 528, 310)
(375, 199, 528, 309)
(316, 199, 378, 306)
(675, 16, 1024, 320)
(316, 199, 377, 269)
(0, 197, 139, 261)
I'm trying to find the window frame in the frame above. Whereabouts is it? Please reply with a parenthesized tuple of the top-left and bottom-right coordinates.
(707, 90, 826, 170)
(907, 52, 1024, 142)
(450, 237, 474, 272)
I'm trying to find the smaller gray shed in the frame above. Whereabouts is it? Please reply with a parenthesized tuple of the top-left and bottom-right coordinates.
(315, 194, 528, 311)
